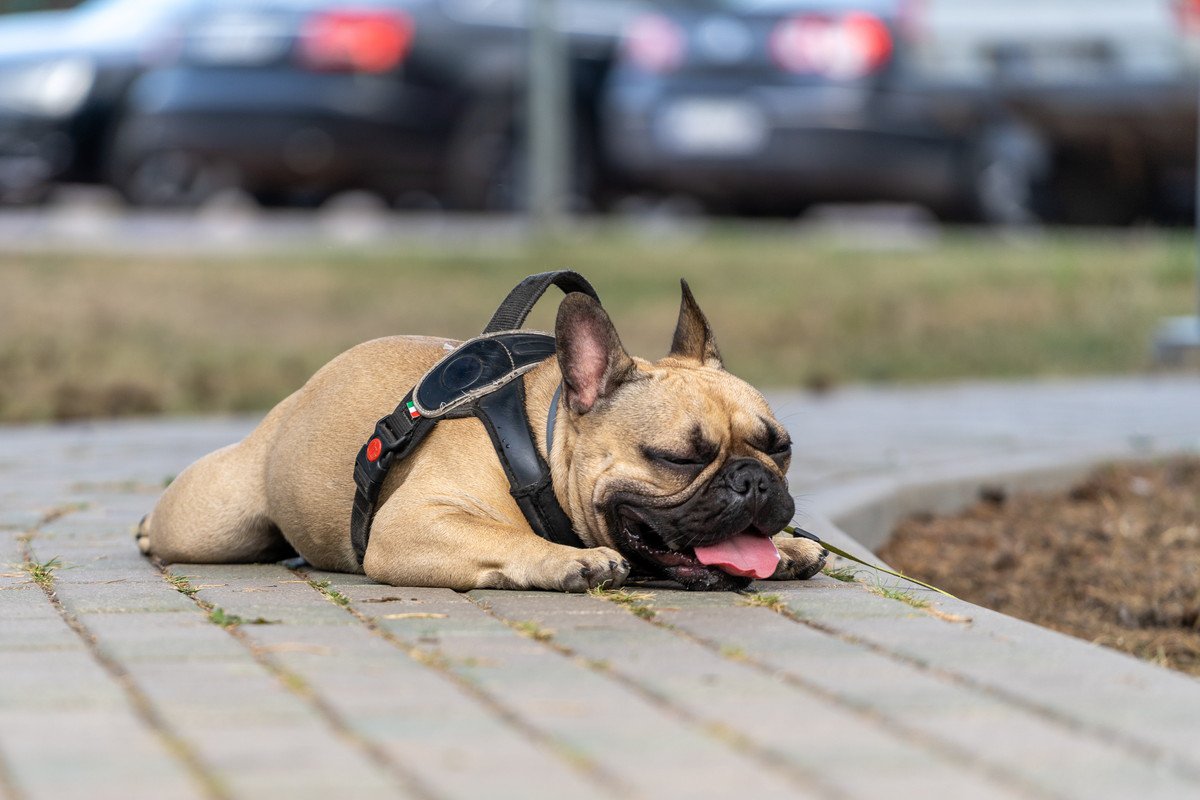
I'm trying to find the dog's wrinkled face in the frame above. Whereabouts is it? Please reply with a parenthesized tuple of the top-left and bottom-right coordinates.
(555, 282, 794, 590)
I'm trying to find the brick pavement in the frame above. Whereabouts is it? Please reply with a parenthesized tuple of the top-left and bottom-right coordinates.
(2, 377, 1199, 799)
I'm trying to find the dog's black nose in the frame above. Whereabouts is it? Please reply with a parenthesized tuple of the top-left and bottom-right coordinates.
(723, 458, 793, 532)
(726, 458, 771, 508)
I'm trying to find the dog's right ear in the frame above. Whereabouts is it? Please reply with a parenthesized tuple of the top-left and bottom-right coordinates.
(556, 293, 635, 414)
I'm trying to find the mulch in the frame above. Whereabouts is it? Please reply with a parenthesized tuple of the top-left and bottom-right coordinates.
(879, 458, 1200, 677)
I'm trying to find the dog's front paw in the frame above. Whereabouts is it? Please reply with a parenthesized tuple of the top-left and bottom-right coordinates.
(548, 547, 631, 593)
(769, 535, 828, 581)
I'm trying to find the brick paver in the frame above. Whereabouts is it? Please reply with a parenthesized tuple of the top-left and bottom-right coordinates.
(2, 377, 1199, 799)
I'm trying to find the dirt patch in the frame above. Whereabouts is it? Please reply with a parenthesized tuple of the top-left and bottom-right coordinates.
(879, 458, 1200, 677)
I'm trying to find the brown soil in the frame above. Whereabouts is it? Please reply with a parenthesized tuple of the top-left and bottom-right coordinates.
(879, 458, 1200, 677)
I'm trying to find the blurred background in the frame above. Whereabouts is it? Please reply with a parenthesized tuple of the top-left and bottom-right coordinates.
(1, 0, 1198, 221)
(0, 0, 1198, 422)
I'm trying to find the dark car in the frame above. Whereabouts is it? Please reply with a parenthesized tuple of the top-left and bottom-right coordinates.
(917, 0, 1200, 225)
(0, 0, 197, 204)
(601, 0, 1049, 222)
(108, 0, 638, 209)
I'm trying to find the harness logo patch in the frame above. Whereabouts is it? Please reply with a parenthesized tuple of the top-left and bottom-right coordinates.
(406, 401, 420, 419)
(366, 437, 382, 463)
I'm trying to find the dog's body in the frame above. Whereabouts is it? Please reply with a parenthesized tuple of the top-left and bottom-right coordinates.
(140, 283, 827, 591)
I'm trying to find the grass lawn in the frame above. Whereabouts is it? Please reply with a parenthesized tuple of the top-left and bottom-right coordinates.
(0, 224, 1194, 422)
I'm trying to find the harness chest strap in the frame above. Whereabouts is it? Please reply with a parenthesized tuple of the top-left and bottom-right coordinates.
(349, 270, 600, 567)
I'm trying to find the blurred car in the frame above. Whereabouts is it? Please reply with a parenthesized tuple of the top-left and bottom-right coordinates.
(601, 0, 1049, 222)
(108, 0, 638, 209)
(0, 0, 197, 204)
(917, 0, 1200, 224)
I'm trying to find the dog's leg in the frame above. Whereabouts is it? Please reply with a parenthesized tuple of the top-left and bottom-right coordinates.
(768, 535, 828, 581)
(363, 507, 630, 592)
(140, 442, 294, 564)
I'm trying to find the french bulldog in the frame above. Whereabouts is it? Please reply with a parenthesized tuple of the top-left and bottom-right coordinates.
(138, 281, 827, 592)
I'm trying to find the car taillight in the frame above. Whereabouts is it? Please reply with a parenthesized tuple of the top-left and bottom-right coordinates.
(298, 9, 414, 73)
(770, 11, 892, 79)
(624, 14, 686, 73)
(1177, 0, 1200, 34)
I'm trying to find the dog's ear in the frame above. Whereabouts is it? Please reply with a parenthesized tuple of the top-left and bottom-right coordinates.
(668, 279, 722, 367)
(556, 293, 636, 414)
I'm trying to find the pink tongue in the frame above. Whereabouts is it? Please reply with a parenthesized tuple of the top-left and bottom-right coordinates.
(693, 533, 780, 579)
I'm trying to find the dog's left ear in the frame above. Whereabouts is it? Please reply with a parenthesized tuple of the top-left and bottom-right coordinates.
(669, 279, 722, 368)
(556, 292, 636, 414)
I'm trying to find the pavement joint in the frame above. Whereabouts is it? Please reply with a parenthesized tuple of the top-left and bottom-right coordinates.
(762, 587, 1200, 783)
(291, 566, 629, 799)
(5, 378, 1200, 798)
(156, 563, 433, 800)
(653, 592, 1057, 800)
(468, 587, 864, 800)
(466, 590, 854, 800)
(19, 511, 224, 800)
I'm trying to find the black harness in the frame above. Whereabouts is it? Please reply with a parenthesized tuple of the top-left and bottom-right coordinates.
(349, 271, 597, 565)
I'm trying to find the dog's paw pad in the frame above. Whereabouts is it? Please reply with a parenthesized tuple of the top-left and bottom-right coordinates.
(770, 537, 828, 581)
(560, 548, 630, 592)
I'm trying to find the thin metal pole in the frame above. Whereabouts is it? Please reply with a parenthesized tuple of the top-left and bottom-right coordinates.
(528, 0, 570, 233)
(1194, 81, 1200, 337)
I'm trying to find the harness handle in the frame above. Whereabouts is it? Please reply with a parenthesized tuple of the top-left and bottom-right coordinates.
(483, 270, 600, 334)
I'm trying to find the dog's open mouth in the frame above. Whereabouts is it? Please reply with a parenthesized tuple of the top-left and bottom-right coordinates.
(612, 506, 780, 591)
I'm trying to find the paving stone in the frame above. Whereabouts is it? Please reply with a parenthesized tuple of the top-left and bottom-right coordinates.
(0, 586, 206, 800)
(770, 585, 1200, 777)
(200, 621, 612, 799)
(0, 711, 206, 800)
(62, 611, 411, 799)
(5, 379, 1200, 798)
(476, 590, 1024, 800)
(658, 589, 1200, 798)
(51, 578, 198, 615)
(337, 584, 820, 799)
(190, 571, 612, 799)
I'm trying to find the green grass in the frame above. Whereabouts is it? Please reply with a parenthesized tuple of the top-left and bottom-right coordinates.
(740, 592, 788, 613)
(588, 586, 658, 619)
(166, 573, 198, 597)
(512, 620, 555, 642)
(822, 565, 863, 583)
(308, 579, 350, 607)
(20, 556, 62, 588)
(869, 585, 931, 609)
(207, 607, 276, 627)
(0, 227, 1193, 422)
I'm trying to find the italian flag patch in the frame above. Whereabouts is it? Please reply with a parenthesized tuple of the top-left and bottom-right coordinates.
(406, 401, 420, 419)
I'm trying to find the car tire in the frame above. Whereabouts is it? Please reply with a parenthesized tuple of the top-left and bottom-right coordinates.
(112, 148, 241, 209)
(943, 125, 1049, 225)
(444, 94, 597, 212)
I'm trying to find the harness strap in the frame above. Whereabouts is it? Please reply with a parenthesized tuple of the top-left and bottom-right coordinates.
(484, 270, 599, 333)
(350, 270, 597, 567)
(350, 389, 437, 564)
(476, 380, 584, 548)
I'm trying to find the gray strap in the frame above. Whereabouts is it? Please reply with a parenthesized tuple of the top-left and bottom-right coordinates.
(546, 384, 562, 457)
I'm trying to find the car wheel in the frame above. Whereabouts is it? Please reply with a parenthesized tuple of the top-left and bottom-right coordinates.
(114, 149, 240, 208)
(445, 95, 597, 212)
(944, 126, 1049, 225)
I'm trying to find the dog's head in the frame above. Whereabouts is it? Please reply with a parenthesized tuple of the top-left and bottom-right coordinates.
(554, 281, 794, 590)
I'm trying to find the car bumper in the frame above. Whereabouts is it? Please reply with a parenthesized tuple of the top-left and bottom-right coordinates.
(603, 82, 974, 205)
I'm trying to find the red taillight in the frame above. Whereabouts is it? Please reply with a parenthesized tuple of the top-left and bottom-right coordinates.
(770, 11, 892, 79)
(299, 9, 414, 73)
(624, 14, 686, 73)
(1176, 0, 1200, 34)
